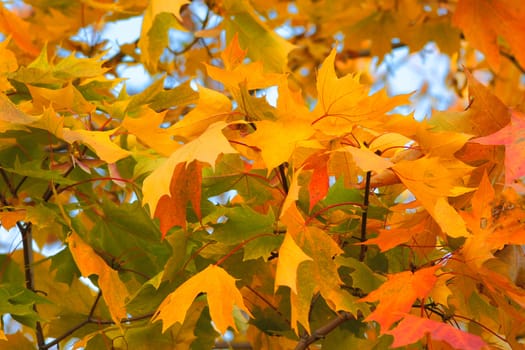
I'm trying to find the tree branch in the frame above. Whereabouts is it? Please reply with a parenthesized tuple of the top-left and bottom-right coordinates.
(41, 292, 152, 349)
(277, 163, 289, 194)
(295, 311, 355, 350)
(0, 167, 16, 197)
(17, 221, 46, 348)
(359, 171, 371, 262)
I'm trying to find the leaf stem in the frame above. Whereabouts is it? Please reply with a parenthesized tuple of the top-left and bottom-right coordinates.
(359, 171, 371, 262)
(244, 285, 290, 324)
(42, 165, 75, 202)
(305, 201, 366, 225)
(215, 233, 275, 266)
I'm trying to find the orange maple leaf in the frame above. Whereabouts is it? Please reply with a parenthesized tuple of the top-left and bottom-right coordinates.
(68, 232, 129, 327)
(154, 160, 202, 237)
(453, 0, 525, 70)
(360, 265, 439, 330)
(471, 110, 525, 185)
(386, 313, 486, 350)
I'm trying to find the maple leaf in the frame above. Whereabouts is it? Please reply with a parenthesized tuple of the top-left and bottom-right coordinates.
(453, 0, 525, 70)
(386, 313, 487, 350)
(343, 146, 394, 173)
(359, 265, 439, 330)
(138, 0, 188, 70)
(0, 5, 40, 56)
(142, 121, 238, 227)
(0, 92, 40, 132)
(460, 172, 496, 267)
(167, 85, 233, 141)
(312, 49, 410, 135)
(461, 173, 525, 270)
(279, 204, 357, 333)
(364, 211, 439, 254)
(27, 83, 95, 114)
(205, 35, 283, 99)
(154, 160, 202, 237)
(0, 39, 18, 91)
(303, 152, 330, 211)
(62, 128, 131, 164)
(471, 110, 525, 185)
(152, 264, 251, 334)
(392, 156, 473, 238)
(243, 120, 314, 170)
(274, 232, 313, 294)
(221, 0, 296, 73)
(0, 210, 26, 230)
(122, 107, 179, 157)
(430, 71, 510, 137)
(67, 232, 129, 326)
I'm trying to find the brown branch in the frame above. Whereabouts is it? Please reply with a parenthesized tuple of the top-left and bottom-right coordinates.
(16, 221, 46, 348)
(500, 50, 525, 74)
(0, 167, 16, 197)
(295, 311, 355, 350)
(277, 163, 289, 194)
(42, 165, 75, 202)
(359, 171, 371, 262)
(41, 292, 152, 349)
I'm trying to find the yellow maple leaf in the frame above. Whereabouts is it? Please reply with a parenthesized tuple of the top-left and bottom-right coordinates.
(244, 120, 314, 170)
(0, 38, 17, 91)
(0, 210, 26, 230)
(142, 121, 238, 217)
(62, 128, 131, 164)
(152, 264, 251, 334)
(138, 0, 189, 69)
(274, 232, 313, 294)
(279, 204, 354, 333)
(222, 0, 296, 73)
(27, 83, 95, 114)
(122, 107, 179, 156)
(312, 49, 410, 135)
(343, 146, 394, 173)
(167, 86, 232, 141)
(0, 93, 40, 132)
(392, 156, 473, 238)
(67, 232, 129, 326)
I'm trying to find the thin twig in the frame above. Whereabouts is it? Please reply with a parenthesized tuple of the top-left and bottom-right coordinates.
(295, 311, 355, 350)
(359, 171, 371, 262)
(244, 285, 290, 324)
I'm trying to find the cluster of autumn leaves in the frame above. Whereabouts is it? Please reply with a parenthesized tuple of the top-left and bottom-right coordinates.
(1, 0, 525, 349)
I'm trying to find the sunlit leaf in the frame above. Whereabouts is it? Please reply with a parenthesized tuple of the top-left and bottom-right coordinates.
(68, 232, 129, 326)
(153, 264, 251, 334)
(360, 265, 440, 330)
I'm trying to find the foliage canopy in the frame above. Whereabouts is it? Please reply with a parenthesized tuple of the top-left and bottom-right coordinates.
(1, 0, 525, 349)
